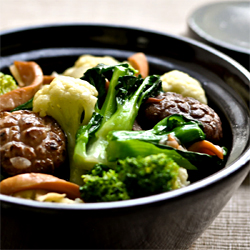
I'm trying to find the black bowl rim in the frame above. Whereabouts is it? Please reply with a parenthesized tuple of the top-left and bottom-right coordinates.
(187, 1, 250, 55)
(0, 22, 250, 211)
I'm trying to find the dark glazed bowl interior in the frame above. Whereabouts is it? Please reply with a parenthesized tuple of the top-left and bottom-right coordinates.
(0, 24, 250, 249)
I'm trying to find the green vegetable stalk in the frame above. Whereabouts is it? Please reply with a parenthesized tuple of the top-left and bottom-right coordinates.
(32, 75, 99, 184)
(108, 114, 205, 146)
(107, 114, 226, 171)
(72, 63, 162, 183)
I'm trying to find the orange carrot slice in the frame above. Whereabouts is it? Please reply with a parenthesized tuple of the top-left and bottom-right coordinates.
(145, 97, 163, 104)
(128, 52, 149, 78)
(188, 140, 224, 159)
(0, 173, 81, 199)
(0, 61, 44, 111)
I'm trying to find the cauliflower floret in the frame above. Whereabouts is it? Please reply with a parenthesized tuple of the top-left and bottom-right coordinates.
(160, 70, 207, 104)
(33, 76, 98, 158)
(176, 167, 190, 188)
(63, 54, 119, 78)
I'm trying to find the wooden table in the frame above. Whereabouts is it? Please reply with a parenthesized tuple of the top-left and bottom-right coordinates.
(1, 0, 249, 249)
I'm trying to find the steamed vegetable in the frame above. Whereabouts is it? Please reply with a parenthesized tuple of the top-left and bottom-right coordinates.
(63, 54, 119, 78)
(128, 52, 149, 78)
(108, 114, 205, 147)
(80, 164, 129, 202)
(72, 63, 162, 183)
(188, 140, 224, 159)
(117, 153, 188, 198)
(33, 75, 98, 182)
(107, 114, 226, 170)
(161, 70, 207, 104)
(80, 153, 188, 202)
(0, 54, 228, 204)
(0, 72, 18, 95)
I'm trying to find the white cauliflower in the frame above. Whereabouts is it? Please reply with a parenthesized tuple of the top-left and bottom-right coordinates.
(63, 54, 119, 78)
(176, 167, 190, 188)
(33, 76, 98, 158)
(160, 70, 207, 104)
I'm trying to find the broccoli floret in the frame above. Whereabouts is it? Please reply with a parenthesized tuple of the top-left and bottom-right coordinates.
(0, 72, 18, 95)
(33, 75, 98, 184)
(117, 153, 183, 198)
(80, 154, 188, 202)
(80, 164, 130, 202)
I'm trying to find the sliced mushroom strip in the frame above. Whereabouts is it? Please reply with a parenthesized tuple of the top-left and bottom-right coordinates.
(0, 61, 44, 111)
(0, 173, 81, 200)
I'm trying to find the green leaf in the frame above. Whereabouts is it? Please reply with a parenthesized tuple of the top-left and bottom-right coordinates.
(107, 139, 197, 170)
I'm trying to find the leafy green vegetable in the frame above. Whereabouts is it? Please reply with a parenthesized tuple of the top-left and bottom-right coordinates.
(108, 114, 205, 146)
(106, 114, 225, 171)
(0, 72, 18, 95)
(72, 63, 162, 183)
(107, 139, 197, 170)
(81, 63, 135, 110)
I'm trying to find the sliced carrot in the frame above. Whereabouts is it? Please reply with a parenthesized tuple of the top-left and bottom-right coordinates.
(145, 97, 163, 104)
(188, 140, 224, 159)
(0, 173, 81, 200)
(128, 52, 149, 78)
(0, 61, 44, 111)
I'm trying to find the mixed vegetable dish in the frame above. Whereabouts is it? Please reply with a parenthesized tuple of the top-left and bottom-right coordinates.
(0, 53, 227, 203)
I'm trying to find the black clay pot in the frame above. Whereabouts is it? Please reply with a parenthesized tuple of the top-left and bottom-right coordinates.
(0, 24, 249, 249)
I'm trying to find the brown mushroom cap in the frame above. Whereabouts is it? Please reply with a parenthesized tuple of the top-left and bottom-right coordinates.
(0, 110, 66, 176)
(139, 92, 223, 143)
